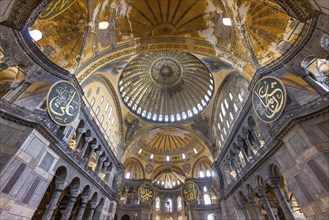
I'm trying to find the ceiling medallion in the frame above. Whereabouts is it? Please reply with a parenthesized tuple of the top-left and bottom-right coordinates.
(119, 51, 214, 123)
(150, 58, 183, 88)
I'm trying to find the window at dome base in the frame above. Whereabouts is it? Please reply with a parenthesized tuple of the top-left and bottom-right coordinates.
(118, 51, 214, 123)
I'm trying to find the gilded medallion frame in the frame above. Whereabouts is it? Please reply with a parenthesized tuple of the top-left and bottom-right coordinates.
(138, 183, 155, 204)
(46, 80, 81, 126)
(252, 76, 287, 123)
(181, 181, 199, 204)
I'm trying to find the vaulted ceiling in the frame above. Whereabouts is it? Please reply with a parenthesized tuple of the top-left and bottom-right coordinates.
(26, 0, 307, 181)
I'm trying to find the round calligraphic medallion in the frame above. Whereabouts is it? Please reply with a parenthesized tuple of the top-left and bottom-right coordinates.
(46, 80, 80, 126)
(138, 183, 154, 203)
(182, 181, 199, 204)
(252, 76, 286, 123)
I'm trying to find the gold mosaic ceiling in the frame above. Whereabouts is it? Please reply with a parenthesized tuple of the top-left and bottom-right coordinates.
(124, 127, 210, 163)
(30, 0, 303, 78)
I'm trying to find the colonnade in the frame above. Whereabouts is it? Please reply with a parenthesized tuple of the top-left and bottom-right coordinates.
(234, 165, 304, 220)
(70, 121, 115, 185)
(32, 166, 116, 220)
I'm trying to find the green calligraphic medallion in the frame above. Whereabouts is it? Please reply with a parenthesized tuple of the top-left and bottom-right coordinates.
(38, 0, 76, 20)
(182, 181, 199, 204)
(252, 76, 286, 123)
(138, 183, 154, 203)
(46, 80, 80, 126)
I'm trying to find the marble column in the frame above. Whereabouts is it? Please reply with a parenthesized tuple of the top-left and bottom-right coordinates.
(255, 187, 276, 220)
(62, 188, 79, 220)
(238, 145, 250, 163)
(244, 137, 258, 157)
(230, 159, 239, 177)
(247, 194, 263, 220)
(96, 157, 106, 175)
(234, 151, 244, 171)
(42, 181, 65, 220)
(86, 202, 97, 220)
(239, 200, 251, 220)
(93, 150, 103, 171)
(102, 162, 110, 180)
(85, 144, 98, 168)
(80, 137, 92, 158)
(76, 195, 89, 220)
(269, 178, 295, 220)
(250, 130, 262, 149)
(74, 128, 85, 150)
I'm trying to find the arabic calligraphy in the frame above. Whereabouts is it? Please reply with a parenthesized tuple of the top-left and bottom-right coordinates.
(182, 181, 199, 204)
(252, 76, 286, 123)
(38, 0, 76, 20)
(46, 80, 80, 126)
(138, 183, 154, 203)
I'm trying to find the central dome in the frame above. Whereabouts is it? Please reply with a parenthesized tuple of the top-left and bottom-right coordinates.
(119, 51, 214, 123)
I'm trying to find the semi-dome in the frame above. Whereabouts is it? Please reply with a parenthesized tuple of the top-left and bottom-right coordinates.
(119, 51, 214, 123)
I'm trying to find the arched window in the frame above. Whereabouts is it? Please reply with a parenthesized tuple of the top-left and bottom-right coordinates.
(238, 93, 243, 102)
(100, 96, 104, 104)
(125, 172, 130, 179)
(204, 193, 211, 205)
(199, 171, 205, 178)
(108, 106, 113, 118)
(105, 102, 109, 112)
(165, 198, 172, 212)
(229, 92, 233, 100)
(177, 196, 182, 211)
(224, 98, 229, 109)
(155, 197, 160, 211)
(90, 97, 95, 107)
(221, 103, 226, 116)
(207, 214, 215, 220)
(95, 106, 100, 116)
(233, 103, 238, 112)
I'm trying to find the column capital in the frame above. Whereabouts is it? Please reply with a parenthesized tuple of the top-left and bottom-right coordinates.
(100, 157, 107, 162)
(96, 150, 103, 156)
(77, 128, 86, 134)
(81, 195, 90, 203)
(267, 177, 281, 188)
(70, 187, 80, 197)
(246, 193, 256, 203)
(104, 162, 110, 167)
(90, 201, 98, 209)
(85, 137, 93, 143)
(90, 144, 98, 149)
(255, 186, 266, 196)
(54, 180, 65, 190)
